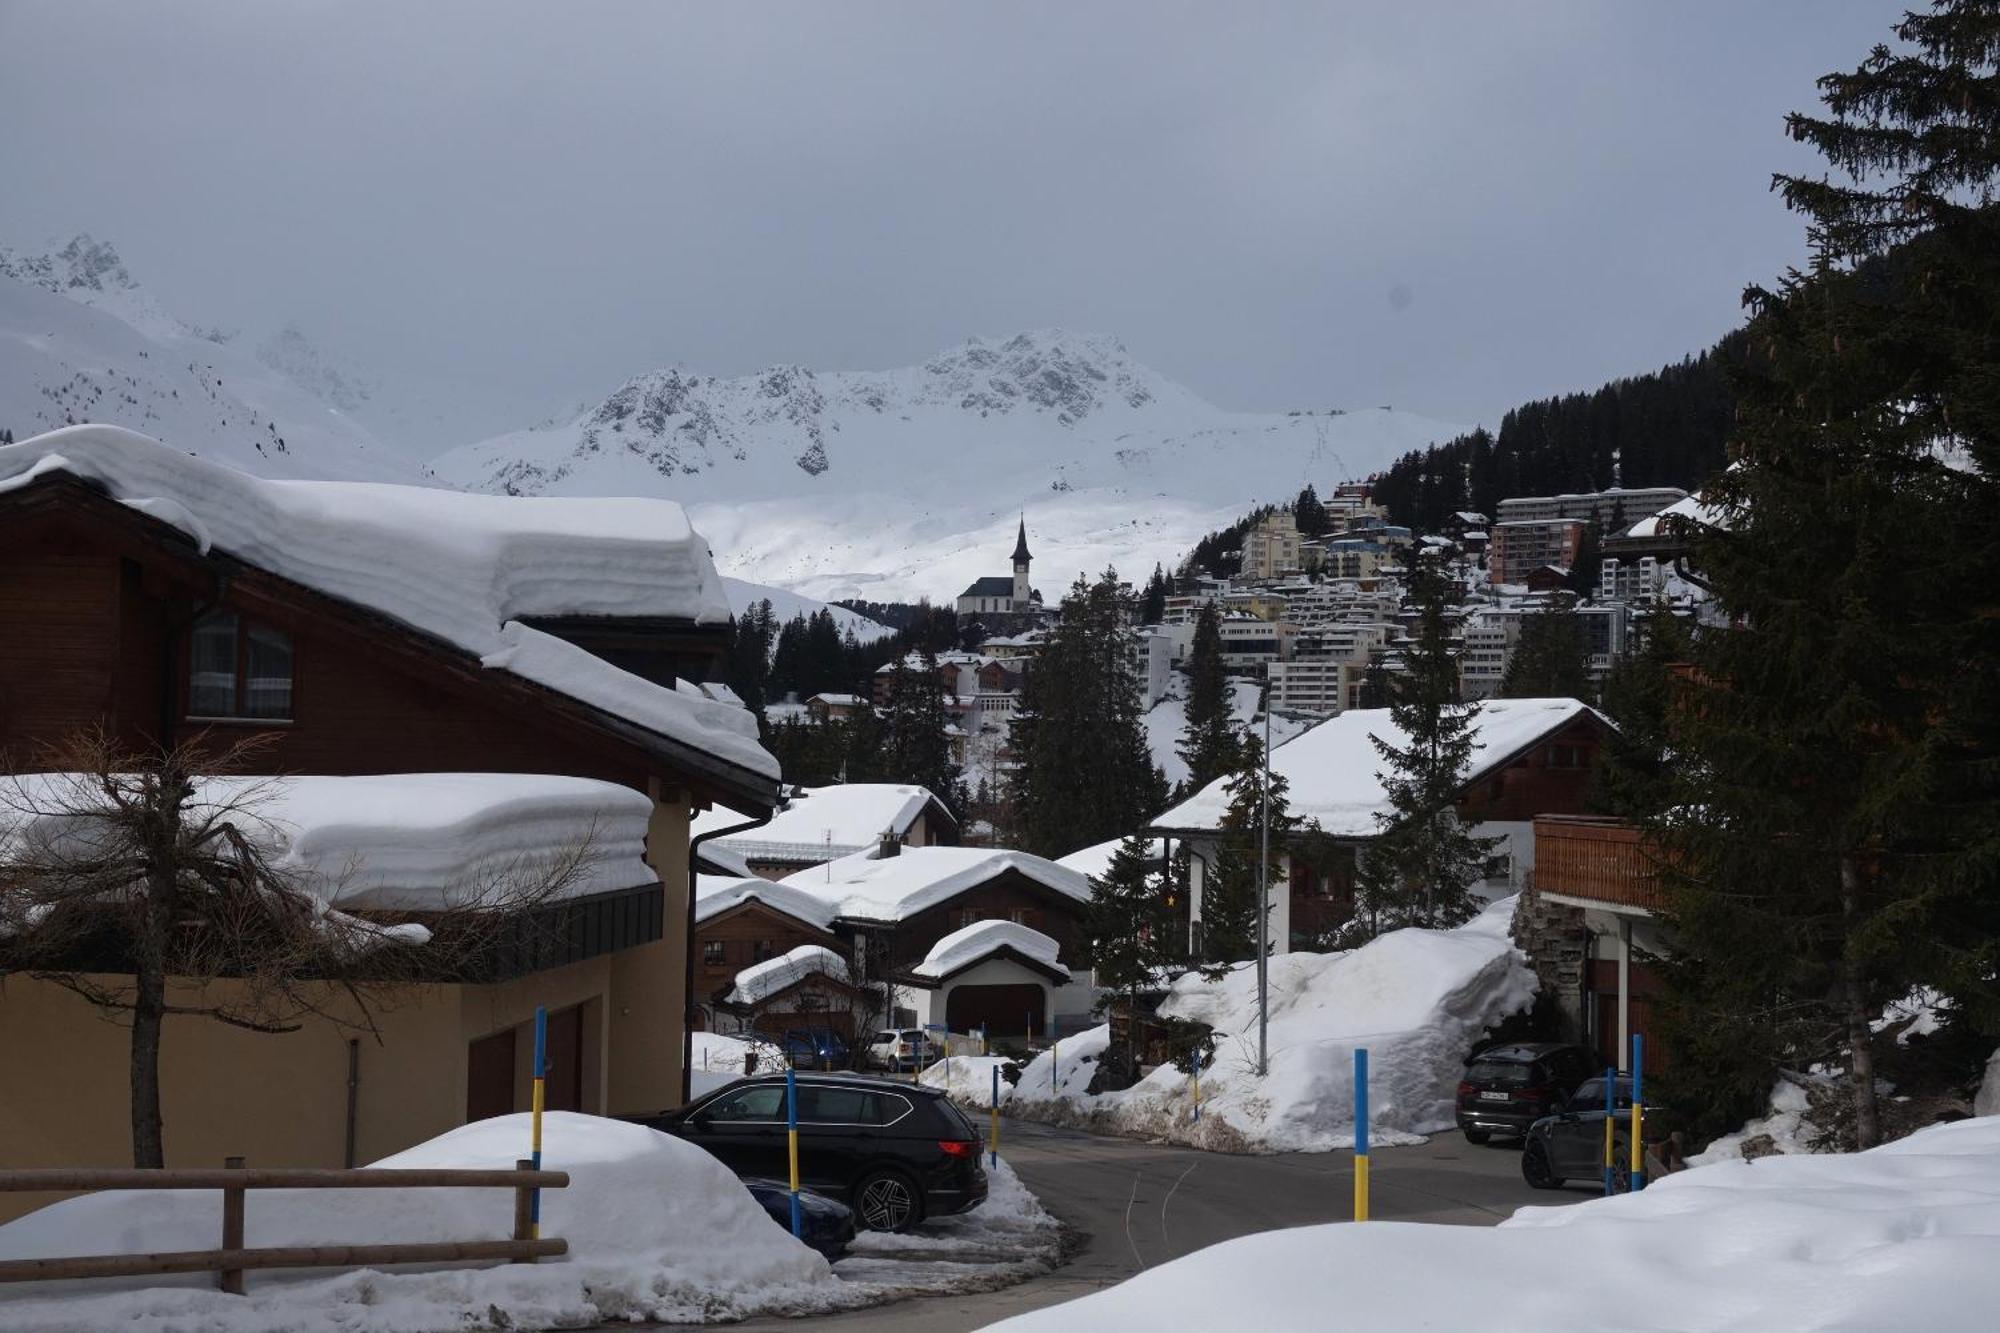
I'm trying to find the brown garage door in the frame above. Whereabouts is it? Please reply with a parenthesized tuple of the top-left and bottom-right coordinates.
(946, 984, 1046, 1039)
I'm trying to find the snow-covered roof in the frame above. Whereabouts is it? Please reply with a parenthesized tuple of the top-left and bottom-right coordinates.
(1055, 835, 1166, 883)
(1, 771, 656, 912)
(1152, 698, 1610, 838)
(0, 427, 776, 784)
(781, 846, 1091, 925)
(1624, 490, 1721, 539)
(910, 920, 1065, 982)
(694, 784, 952, 866)
(727, 945, 852, 1006)
(694, 874, 839, 932)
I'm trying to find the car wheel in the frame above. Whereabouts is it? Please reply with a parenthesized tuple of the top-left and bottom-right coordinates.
(1464, 1128, 1492, 1146)
(854, 1168, 924, 1233)
(1521, 1137, 1563, 1190)
(1609, 1141, 1633, 1194)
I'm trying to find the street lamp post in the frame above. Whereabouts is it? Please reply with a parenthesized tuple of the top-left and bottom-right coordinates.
(1256, 692, 1270, 1077)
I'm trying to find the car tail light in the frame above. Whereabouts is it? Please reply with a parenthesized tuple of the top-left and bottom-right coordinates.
(938, 1139, 979, 1158)
(1456, 1081, 1475, 1098)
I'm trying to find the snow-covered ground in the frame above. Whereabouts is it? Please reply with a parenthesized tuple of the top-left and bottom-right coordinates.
(988, 1114, 2000, 1333)
(689, 1031, 789, 1098)
(921, 1055, 1021, 1107)
(836, 1157, 1062, 1295)
(1001, 899, 1536, 1152)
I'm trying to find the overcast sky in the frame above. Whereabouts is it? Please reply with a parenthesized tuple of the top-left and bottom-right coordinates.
(0, 2, 1894, 450)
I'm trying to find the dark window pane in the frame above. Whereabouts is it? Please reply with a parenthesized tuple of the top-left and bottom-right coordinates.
(190, 610, 239, 716)
(799, 1087, 872, 1124)
(243, 624, 293, 718)
(712, 1086, 786, 1121)
(1465, 1059, 1534, 1088)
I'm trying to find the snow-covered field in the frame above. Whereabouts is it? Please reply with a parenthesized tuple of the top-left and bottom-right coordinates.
(988, 1114, 2000, 1333)
(1001, 900, 1537, 1152)
(0, 1113, 1062, 1331)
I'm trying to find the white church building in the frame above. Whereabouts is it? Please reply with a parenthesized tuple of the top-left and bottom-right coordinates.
(955, 517, 1038, 616)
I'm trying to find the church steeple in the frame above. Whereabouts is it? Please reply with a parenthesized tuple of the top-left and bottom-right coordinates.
(1011, 515, 1032, 606)
(1011, 515, 1032, 565)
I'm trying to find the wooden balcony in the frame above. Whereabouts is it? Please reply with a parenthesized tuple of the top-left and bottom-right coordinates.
(1533, 815, 1666, 914)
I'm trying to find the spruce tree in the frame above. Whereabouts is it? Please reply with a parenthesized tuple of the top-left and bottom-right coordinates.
(1085, 834, 1173, 1071)
(1499, 596, 1593, 701)
(1654, 0, 2000, 1148)
(1196, 731, 1298, 972)
(1176, 601, 1237, 795)
(1295, 484, 1329, 538)
(1007, 571, 1168, 856)
(879, 647, 966, 818)
(1352, 561, 1494, 934)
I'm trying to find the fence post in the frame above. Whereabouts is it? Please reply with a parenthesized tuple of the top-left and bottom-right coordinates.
(786, 1067, 802, 1238)
(513, 1159, 534, 1260)
(1630, 1034, 1646, 1191)
(530, 1006, 547, 1239)
(219, 1156, 245, 1295)
(1353, 1050, 1369, 1222)
(989, 1064, 1000, 1168)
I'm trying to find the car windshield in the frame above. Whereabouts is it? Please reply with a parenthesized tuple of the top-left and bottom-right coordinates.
(873, 1031, 898, 1044)
(1572, 1078, 1636, 1109)
(1465, 1058, 1535, 1088)
(899, 1030, 926, 1042)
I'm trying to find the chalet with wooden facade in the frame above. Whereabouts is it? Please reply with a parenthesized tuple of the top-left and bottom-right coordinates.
(0, 426, 780, 1213)
(691, 875, 848, 1034)
(694, 782, 959, 881)
(1149, 698, 1613, 954)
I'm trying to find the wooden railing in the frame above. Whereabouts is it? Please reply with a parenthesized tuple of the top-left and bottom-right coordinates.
(1534, 815, 1668, 912)
(0, 1158, 568, 1292)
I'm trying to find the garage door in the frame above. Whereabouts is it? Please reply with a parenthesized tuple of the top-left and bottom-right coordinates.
(946, 983, 1046, 1039)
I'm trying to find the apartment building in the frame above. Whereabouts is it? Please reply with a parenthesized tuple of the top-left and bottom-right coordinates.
(1495, 487, 1688, 530)
(1242, 510, 1305, 580)
(1488, 518, 1586, 585)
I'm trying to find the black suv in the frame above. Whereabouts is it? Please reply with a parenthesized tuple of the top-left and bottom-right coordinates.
(1454, 1042, 1598, 1144)
(1522, 1074, 1645, 1192)
(630, 1073, 987, 1232)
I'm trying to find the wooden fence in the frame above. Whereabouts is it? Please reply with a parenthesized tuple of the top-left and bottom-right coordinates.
(0, 1159, 568, 1293)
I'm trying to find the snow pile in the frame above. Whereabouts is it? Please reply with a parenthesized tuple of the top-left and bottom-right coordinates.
(690, 1031, 788, 1098)
(694, 874, 839, 931)
(1979, 1049, 2000, 1118)
(837, 1156, 1060, 1295)
(0, 426, 774, 781)
(914, 921, 1063, 981)
(0, 1113, 858, 1331)
(1006, 899, 1537, 1152)
(728, 945, 852, 1006)
(1689, 1075, 1828, 1165)
(1153, 699, 1605, 836)
(783, 847, 1090, 925)
(989, 1114, 2000, 1333)
(921, 1055, 1021, 1106)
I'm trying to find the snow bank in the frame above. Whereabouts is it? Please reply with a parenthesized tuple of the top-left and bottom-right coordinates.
(989, 1115, 2000, 1333)
(913, 920, 1063, 980)
(728, 944, 851, 1005)
(1689, 1075, 1829, 1166)
(836, 1156, 1060, 1295)
(1006, 900, 1536, 1152)
(920, 1055, 1021, 1106)
(1154, 698, 1604, 836)
(0, 426, 775, 781)
(690, 1031, 788, 1098)
(0, 1112, 854, 1330)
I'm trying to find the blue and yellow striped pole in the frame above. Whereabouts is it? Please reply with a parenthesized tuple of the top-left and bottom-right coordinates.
(1602, 1064, 1616, 1196)
(1630, 1034, 1646, 1192)
(786, 1067, 802, 1238)
(989, 1064, 1000, 1168)
(529, 1006, 547, 1239)
(1353, 1047, 1369, 1221)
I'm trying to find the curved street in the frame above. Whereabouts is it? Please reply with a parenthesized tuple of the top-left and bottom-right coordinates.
(728, 1116, 1589, 1332)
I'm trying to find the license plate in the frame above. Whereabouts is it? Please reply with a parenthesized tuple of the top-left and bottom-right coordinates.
(1479, 1091, 1511, 1102)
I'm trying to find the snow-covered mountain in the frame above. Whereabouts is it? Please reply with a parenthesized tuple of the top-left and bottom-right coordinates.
(434, 331, 1463, 603)
(0, 236, 419, 483)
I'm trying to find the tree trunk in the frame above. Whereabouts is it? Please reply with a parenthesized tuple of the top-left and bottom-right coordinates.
(130, 945, 167, 1169)
(1839, 853, 1881, 1150)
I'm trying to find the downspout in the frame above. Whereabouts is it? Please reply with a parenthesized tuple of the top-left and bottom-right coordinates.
(683, 806, 773, 1104)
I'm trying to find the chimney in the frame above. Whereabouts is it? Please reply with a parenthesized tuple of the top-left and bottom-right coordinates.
(877, 829, 901, 859)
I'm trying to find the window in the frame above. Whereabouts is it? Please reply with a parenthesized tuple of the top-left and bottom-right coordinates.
(752, 939, 774, 962)
(799, 1086, 875, 1124)
(1548, 744, 1584, 770)
(708, 1085, 786, 1121)
(188, 610, 293, 720)
(702, 941, 725, 965)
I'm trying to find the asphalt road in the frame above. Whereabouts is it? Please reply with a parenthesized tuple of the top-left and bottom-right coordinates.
(730, 1116, 1586, 1332)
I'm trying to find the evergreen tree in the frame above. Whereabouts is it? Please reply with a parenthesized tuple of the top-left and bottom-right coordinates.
(1195, 730, 1298, 972)
(1176, 601, 1237, 795)
(1591, 609, 1690, 821)
(878, 648, 967, 818)
(723, 599, 777, 721)
(1654, 1, 2000, 1148)
(1566, 522, 1604, 597)
(1352, 563, 1494, 934)
(1294, 484, 1329, 538)
(1499, 596, 1594, 701)
(1007, 570, 1168, 856)
(1139, 564, 1170, 625)
(1085, 834, 1174, 1070)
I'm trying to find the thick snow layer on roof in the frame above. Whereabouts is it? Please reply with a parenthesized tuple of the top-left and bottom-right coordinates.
(1624, 488, 1721, 539)
(781, 847, 1090, 924)
(694, 874, 838, 931)
(0, 1112, 845, 1329)
(2, 771, 657, 913)
(1154, 697, 1606, 837)
(912, 920, 1063, 980)
(1004, 898, 1534, 1152)
(0, 426, 775, 781)
(1054, 835, 1165, 883)
(728, 944, 851, 1005)
(696, 784, 944, 863)
(992, 1115, 2000, 1333)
